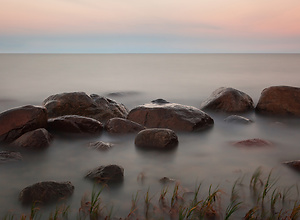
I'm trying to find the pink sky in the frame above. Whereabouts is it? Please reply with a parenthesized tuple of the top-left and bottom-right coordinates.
(1, 0, 300, 52)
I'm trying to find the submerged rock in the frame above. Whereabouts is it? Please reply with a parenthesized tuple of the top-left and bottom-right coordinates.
(0, 151, 22, 163)
(135, 128, 178, 150)
(256, 86, 300, 116)
(233, 138, 272, 147)
(11, 128, 53, 150)
(43, 92, 128, 122)
(127, 102, 214, 132)
(19, 181, 74, 204)
(88, 141, 113, 151)
(86, 165, 124, 183)
(200, 87, 254, 113)
(283, 160, 300, 172)
(224, 115, 253, 124)
(0, 105, 48, 143)
(105, 117, 145, 134)
(159, 177, 176, 184)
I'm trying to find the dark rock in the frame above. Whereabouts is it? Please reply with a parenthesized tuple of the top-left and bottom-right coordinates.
(11, 128, 52, 150)
(224, 115, 253, 124)
(200, 87, 254, 113)
(0, 151, 22, 163)
(151, 99, 170, 104)
(256, 86, 300, 116)
(19, 181, 74, 204)
(135, 128, 178, 149)
(0, 105, 48, 143)
(127, 102, 214, 132)
(43, 92, 128, 123)
(233, 138, 272, 147)
(88, 141, 113, 151)
(105, 118, 145, 134)
(86, 165, 124, 183)
(283, 160, 300, 172)
(159, 177, 176, 184)
(47, 115, 103, 135)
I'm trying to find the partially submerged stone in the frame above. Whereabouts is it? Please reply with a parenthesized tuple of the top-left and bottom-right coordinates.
(0, 151, 22, 163)
(88, 141, 113, 151)
(159, 177, 176, 184)
(43, 92, 128, 123)
(256, 86, 300, 116)
(19, 181, 74, 204)
(0, 105, 48, 143)
(135, 128, 178, 150)
(86, 165, 124, 184)
(233, 138, 272, 147)
(283, 160, 300, 172)
(200, 87, 254, 113)
(105, 117, 145, 134)
(127, 102, 214, 132)
(224, 115, 253, 124)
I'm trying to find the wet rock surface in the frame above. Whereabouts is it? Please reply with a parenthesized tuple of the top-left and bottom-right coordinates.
(19, 181, 74, 204)
(0, 105, 48, 143)
(11, 128, 53, 150)
(256, 86, 300, 116)
(85, 165, 124, 183)
(88, 141, 113, 151)
(200, 87, 254, 113)
(127, 102, 214, 132)
(224, 115, 253, 124)
(135, 128, 178, 149)
(233, 138, 272, 147)
(105, 117, 145, 134)
(43, 92, 128, 123)
(47, 115, 103, 135)
(283, 160, 300, 172)
(0, 151, 22, 163)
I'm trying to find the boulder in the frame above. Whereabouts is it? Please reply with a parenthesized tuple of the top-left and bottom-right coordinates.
(283, 160, 300, 172)
(135, 128, 178, 149)
(88, 141, 113, 151)
(86, 165, 124, 183)
(11, 128, 53, 150)
(127, 102, 214, 132)
(224, 115, 253, 124)
(105, 118, 145, 134)
(0, 151, 22, 163)
(256, 86, 300, 116)
(43, 92, 128, 122)
(0, 105, 48, 143)
(233, 138, 272, 147)
(200, 87, 254, 113)
(47, 115, 103, 135)
(19, 181, 74, 204)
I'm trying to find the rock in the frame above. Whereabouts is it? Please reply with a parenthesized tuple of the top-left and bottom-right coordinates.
(159, 177, 176, 184)
(224, 115, 253, 124)
(0, 151, 22, 163)
(233, 138, 272, 147)
(283, 160, 300, 172)
(86, 165, 124, 183)
(43, 92, 128, 122)
(19, 181, 74, 204)
(200, 87, 254, 113)
(47, 115, 103, 135)
(88, 141, 113, 151)
(0, 105, 48, 143)
(127, 102, 214, 132)
(135, 128, 178, 149)
(11, 128, 53, 150)
(105, 118, 145, 134)
(151, 98, 170, 104)
(256, 86, 300, 116)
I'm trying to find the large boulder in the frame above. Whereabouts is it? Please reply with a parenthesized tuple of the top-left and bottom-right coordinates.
(127, 101, 214, 132)
(43, 92, 128, 123)
(0, 105, 48, 143)
(19, 181, 74, 204)
(256, 86, 300, 116)
(200, 87, 254, 113)
(0, 151, 22, 163)
(47, 115, 103, 135)
(105, 117, 145, 134)
(85, 165, 124, 184)
(11, 128, 53, 150)
(135, 128, 178, 149)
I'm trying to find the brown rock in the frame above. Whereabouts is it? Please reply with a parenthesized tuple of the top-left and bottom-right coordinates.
(200, 87, 254, 113)
(0, 105, 48, 143)
(11, 128, 53, 150)
(224, 115, 253, 124)
(86, 164, 124, 183)
(256, 86, 300, 116)
(0, 151, 22, 163)
(43, 92, 128, 123)
(105, 117, 145, 134)
(233, 138, 272, 147)
(19, 181, 74, 204)
(127, 102, 213, 132)
(283, 160, 300, 172)
(135, 128, 178, 149)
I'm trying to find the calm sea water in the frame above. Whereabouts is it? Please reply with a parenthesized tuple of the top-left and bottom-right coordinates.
(0, 54, 300, 218)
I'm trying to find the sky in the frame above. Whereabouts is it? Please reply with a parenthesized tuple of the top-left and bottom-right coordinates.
(1, 0, 300, 53)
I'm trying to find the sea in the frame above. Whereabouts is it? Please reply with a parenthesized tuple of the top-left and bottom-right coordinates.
(0, 54, 300, 219)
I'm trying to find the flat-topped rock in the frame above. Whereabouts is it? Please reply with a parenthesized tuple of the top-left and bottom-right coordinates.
(233, 138, 272, 147)
(127, 102, 214, 132)
(256, 86, 300, 116)
(105, 117, 145, 134)
(200, 87, 254, 113)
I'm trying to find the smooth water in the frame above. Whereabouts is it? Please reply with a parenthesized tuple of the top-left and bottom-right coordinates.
(0, 54, 300, 218)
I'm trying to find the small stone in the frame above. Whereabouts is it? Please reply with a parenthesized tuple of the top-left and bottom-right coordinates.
(233, 138, 272, 147)
(0, 151, 22, 163)
(86, 165, 124, 184)
(224, 115, 253, 124)
(88, 141, 113, 151)
(159, 177, 176, 184)
(283, 160, 300, 172)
